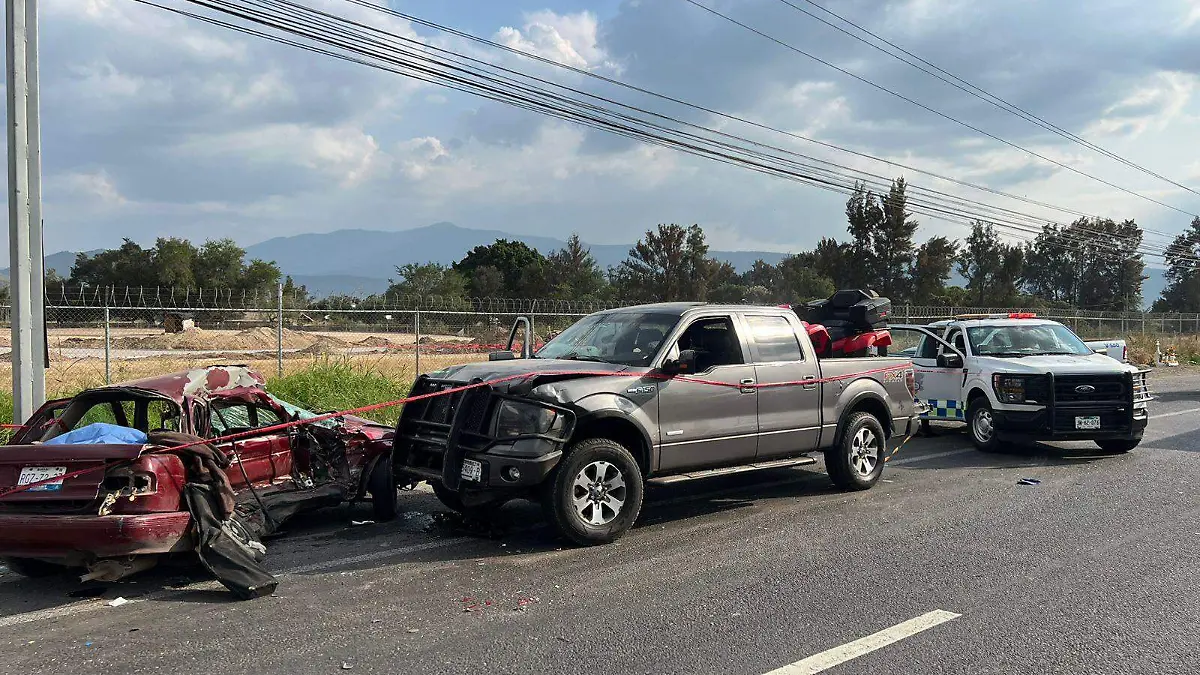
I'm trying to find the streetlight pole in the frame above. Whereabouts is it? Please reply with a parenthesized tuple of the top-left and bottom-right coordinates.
(7, 0, 46, 423)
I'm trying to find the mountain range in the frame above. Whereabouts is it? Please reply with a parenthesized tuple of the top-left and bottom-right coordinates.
(242, 222, 791, 296)
(2, 222, 1170, 307)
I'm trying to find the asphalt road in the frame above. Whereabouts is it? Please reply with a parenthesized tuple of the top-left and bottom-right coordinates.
(1, 371, 1198, 675)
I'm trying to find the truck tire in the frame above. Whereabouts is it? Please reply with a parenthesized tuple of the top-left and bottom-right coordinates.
(826, 412, 886, 490)
(542, 438, 644, 546)
(967, 397, 1002, 452)
(367, 454, 399, 522)
(1, 556, 66, 578)
(431, 480, 465, 512)
(1096, 438, 1140, 453)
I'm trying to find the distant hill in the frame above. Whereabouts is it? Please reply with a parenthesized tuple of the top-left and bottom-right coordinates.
(244, 222, 789, 294)
(0, 250, 92, 287)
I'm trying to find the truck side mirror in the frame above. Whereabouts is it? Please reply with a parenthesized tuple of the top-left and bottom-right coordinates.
(937, 352, 963, 369)
(663, 349, 696, 375)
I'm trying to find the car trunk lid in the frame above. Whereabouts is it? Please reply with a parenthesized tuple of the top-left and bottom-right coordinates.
(0, 444, 146, 508)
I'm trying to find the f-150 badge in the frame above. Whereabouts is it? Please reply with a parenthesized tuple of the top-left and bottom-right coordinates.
(627, 385, 656, 395)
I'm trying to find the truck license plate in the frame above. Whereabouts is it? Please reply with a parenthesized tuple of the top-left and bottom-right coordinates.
(17, 466, 67, 492)
(1074, 416, 1101, 431)
(460, 459, 483, 483)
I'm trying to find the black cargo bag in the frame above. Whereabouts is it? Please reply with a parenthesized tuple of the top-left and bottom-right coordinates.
(183, 483, 278, 600)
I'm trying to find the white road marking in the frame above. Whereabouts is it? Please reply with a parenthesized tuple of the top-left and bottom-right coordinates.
(1151, 407, 1200, 420)
(889, 449, 972, 466)
(763, 609, 961, 675)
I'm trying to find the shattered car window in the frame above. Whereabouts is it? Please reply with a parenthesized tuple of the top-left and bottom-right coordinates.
(266, 394, 337, 429)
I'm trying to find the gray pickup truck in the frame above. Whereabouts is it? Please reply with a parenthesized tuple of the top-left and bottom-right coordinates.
(393, 302, 921, 545)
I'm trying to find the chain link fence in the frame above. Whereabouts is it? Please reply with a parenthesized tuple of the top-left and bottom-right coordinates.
(2, 287, 1197, 398)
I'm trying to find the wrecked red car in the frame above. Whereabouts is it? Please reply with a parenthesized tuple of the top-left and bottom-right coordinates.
(0, 365, 395, 580)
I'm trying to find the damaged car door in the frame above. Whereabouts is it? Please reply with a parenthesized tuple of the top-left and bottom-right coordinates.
(209, 400, 290, 487)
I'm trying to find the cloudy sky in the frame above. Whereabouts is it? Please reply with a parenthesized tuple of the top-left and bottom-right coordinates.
(10, 0, 1200, 261)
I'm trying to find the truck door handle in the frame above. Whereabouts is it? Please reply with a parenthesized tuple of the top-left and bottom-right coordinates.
(802, 375, 818, 390)
(740, 378, 756, 393)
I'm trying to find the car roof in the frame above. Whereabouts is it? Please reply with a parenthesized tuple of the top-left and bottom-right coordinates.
(600, 302, 790, 317)
(954, 318, 1061, 328)
(100, 365, 267, 402)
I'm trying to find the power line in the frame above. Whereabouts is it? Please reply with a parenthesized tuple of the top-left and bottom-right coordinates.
(777, 0, 1200, 199)
(682, 0, 1199, 219)
(332, 0, 1181, 246)
(234, 0, 1170, 253)
(135, 0, 1199, 268)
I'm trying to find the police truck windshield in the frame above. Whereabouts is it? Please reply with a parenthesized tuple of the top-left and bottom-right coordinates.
(967, 324, 1092, 357)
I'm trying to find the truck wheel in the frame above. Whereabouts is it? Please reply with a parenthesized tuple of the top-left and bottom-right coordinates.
(367, 454, 399, 522)
(826, 412, 885, 491)
(1096, 438, 1140, 453)
(542, 438, 644, 546)
(967, 398, 1002, 452)
(431, 480, 465, 512)
(1, 556, 66, 578)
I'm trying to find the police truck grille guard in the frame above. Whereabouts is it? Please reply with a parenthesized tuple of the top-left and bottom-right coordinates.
(394, 375, 575, 490)
(1046, 371, 1136, 435)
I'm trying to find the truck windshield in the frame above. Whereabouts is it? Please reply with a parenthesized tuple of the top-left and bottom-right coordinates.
(967, 324, 1092, 357)
(537, 312, 680, 366)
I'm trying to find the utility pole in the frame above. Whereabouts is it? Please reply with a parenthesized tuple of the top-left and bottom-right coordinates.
(7, 0, 47, 422)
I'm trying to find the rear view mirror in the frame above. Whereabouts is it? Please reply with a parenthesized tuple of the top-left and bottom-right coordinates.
(663, 349, 696, 375)
(937, 353, 963, 369)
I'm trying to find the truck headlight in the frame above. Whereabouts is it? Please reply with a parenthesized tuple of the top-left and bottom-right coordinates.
(492, 400, 563, 439)
(992, 374, 1037, 404)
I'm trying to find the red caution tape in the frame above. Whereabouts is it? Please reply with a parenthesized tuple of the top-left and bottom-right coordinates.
(0, 362, 913, 499)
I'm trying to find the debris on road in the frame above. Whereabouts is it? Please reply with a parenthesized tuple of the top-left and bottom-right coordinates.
(106, 597, 129, 608)
(1017, 478, 1042, 486)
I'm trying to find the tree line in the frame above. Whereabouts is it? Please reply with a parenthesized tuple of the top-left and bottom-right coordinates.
(36, 177, 1200, 313)
(384, 176, 1172, 312)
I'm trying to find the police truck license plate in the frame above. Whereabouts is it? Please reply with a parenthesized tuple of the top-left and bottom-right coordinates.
(17, 466, 67, 492)
(1074, 416, 1101, 430)
(460, 459, 483, 482)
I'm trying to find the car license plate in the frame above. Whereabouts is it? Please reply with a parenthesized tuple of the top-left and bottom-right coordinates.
(17, 466, 67, 492)
(1074, 416, 1101, 431)
(460, 459, 483, 483)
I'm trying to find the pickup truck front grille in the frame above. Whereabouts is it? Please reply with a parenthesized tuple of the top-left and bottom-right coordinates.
(1054, 375, 1127, 404)
(395, 379, 491, 478)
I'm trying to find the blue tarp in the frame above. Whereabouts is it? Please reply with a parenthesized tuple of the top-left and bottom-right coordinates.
(44, 422, 148, 446)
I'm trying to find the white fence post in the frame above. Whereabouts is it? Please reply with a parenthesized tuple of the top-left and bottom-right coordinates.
(414, 307, 421, 376)
(103, 305, 111, 385)
(276, 282, 284, 378)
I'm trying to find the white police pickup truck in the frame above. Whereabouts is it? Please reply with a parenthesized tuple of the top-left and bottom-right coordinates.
(896, 313, 1150, 452)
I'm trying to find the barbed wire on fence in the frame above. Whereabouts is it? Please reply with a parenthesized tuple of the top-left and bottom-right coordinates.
(23, 284, 1200, 324)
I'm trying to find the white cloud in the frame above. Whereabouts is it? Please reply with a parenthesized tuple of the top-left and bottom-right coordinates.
(1085, 72, 1198, 138)
(175, 124, 387, 187)
(494, 10, 619, 72)
(56, 170, 128, 206)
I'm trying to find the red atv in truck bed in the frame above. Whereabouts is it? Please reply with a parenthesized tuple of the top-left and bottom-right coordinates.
(785, 289, 893, 358)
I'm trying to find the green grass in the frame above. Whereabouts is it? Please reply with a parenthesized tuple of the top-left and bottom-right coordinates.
(264, 357, 411, 425)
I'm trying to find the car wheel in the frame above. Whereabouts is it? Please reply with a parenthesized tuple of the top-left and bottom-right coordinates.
(1096, 438, 1140, 453)
(967, 397, 1002, 452)
(827, 412, 885, 491)
(367, 454, 399, 522)
(542, 438, 644, 546)
(1, 556, 66, 578)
